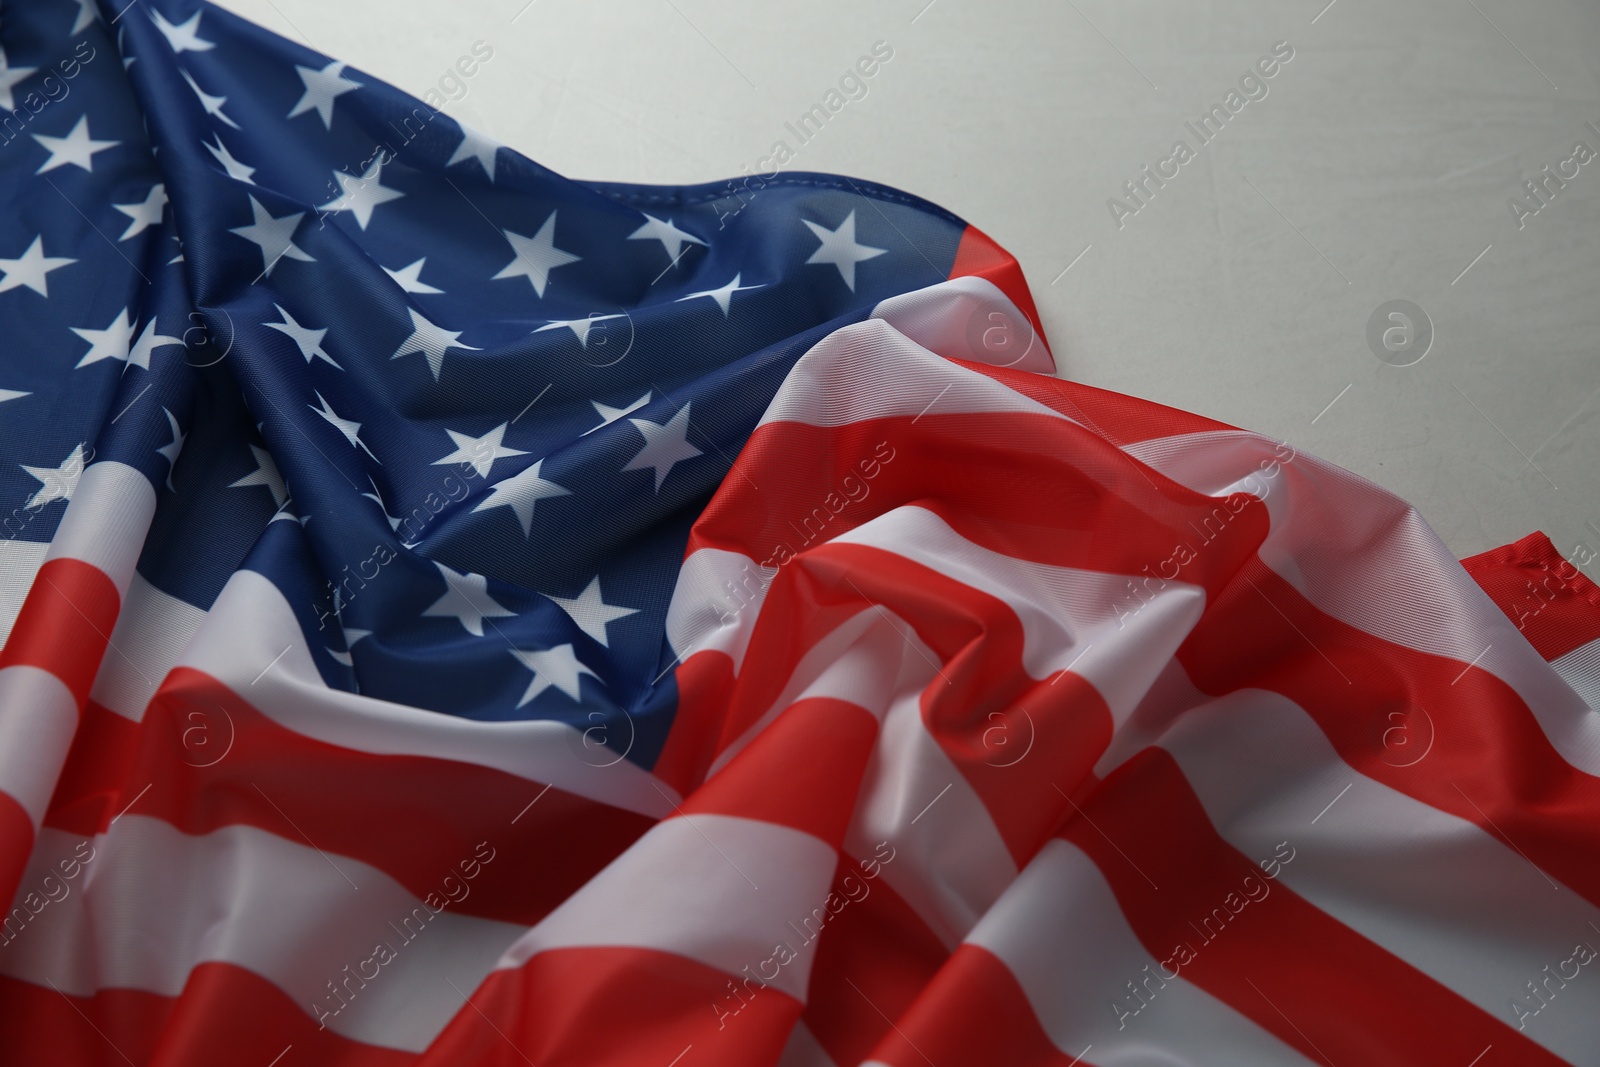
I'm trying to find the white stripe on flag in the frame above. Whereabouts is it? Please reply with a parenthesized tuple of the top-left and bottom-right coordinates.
(0, 666, 78, 828)
(869, 276, 1054, 375)
(0, 819, 527, 1052)
(1552, 635, 1600, 712)
(1127, 430, 1600, 776)
(757, 317, 1072, 430)
(42, 461, 157, 593)
(1162, 685, 1600, 1064)
(0, 538, 48, 652)
(174, 569, 678, 819)
(833, 505, 1206, 717)
(88, 571, 207, 721)
(843, 676, 1019, 949)
(967, 837, 1319, 1066)
(494, 812, 837, 1003)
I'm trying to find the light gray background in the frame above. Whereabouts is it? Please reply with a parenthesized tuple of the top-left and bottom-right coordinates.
(215, 0, 1599, 563)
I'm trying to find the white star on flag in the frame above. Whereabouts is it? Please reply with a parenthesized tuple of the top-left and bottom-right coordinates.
(230, 196, 313, 275)
(623, 403, 703, 491)
(229, 444, 289, 508)
(510, 644, 597, 705)
(71, 308, 134, 368)
(150, 10, 214, 52)
(66, 315, 178, 372)
(157, 407, 185, 490)
(447, 123, 502, 180)
(180, 69, 240, 129)
(0, 63, 38, 111)
(473, 458, 571, 536)
(70, 0, 97, 33)
(583, 392, 652, 436)
(288, 60, 361, 129)
(32, 115, 119, 174)
(493, 212, 580, 296)
(362, 476, 408, 539)
(628, 213, 705, 265)
(384, 258, 443, 294)
(0, 236, 75, 296)
(433, 422, 527, 479)
(205, 135, 256, 183)
(803, 209, 886, 291)
(127, 317, 184, 371)
(113, 184, 167, 240)
(21, 443, 87, 509)
(310, 390, 379, 461)
(425, 562, 514, 637)
(328, 625, 372, 667)
(318, 158, 404, 231)
(391, 307, 480, 381)
(265, 304, 340, 368)
(674, 273, 763, 317)
(545, 577, 638, 647)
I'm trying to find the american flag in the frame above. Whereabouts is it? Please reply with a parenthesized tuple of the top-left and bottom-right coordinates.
(3, 1, 1600, 1064)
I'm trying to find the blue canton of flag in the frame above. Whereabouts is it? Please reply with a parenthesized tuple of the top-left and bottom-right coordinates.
(0, 0, 992, 767)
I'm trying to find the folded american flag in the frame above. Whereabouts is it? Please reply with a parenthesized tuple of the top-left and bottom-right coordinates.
(3, 2, 1600, 1065)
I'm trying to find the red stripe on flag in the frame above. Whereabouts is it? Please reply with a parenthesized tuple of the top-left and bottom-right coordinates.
(800, 857, 953, 1067)
(44, 700, 139, 838)
(681, 403, 1600, 907)
(416, 946, 800, 1067)
(947, 224, 1048, 350)
(0, 558, 120, 706)
(1068, 747, 1571, 1067)
(687, 413, 1267, 594)
(0, 965, 414, 1067)
(38, 666, 654, 928)
(862, 943, 1093, 1067)
(678, 695, 878, 846)
(655, 651, 736, 798)
(1178, 561, 1600, 909)
(673, 548, 924, 773)
(1462, 530, 1600, 662)
(805, 543, 1113, 866)
(0, 793, 35, 921)
(963, 360, 1240, 446)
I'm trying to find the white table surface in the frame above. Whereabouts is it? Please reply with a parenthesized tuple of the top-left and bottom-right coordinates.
(214, 0, 1600, 564)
